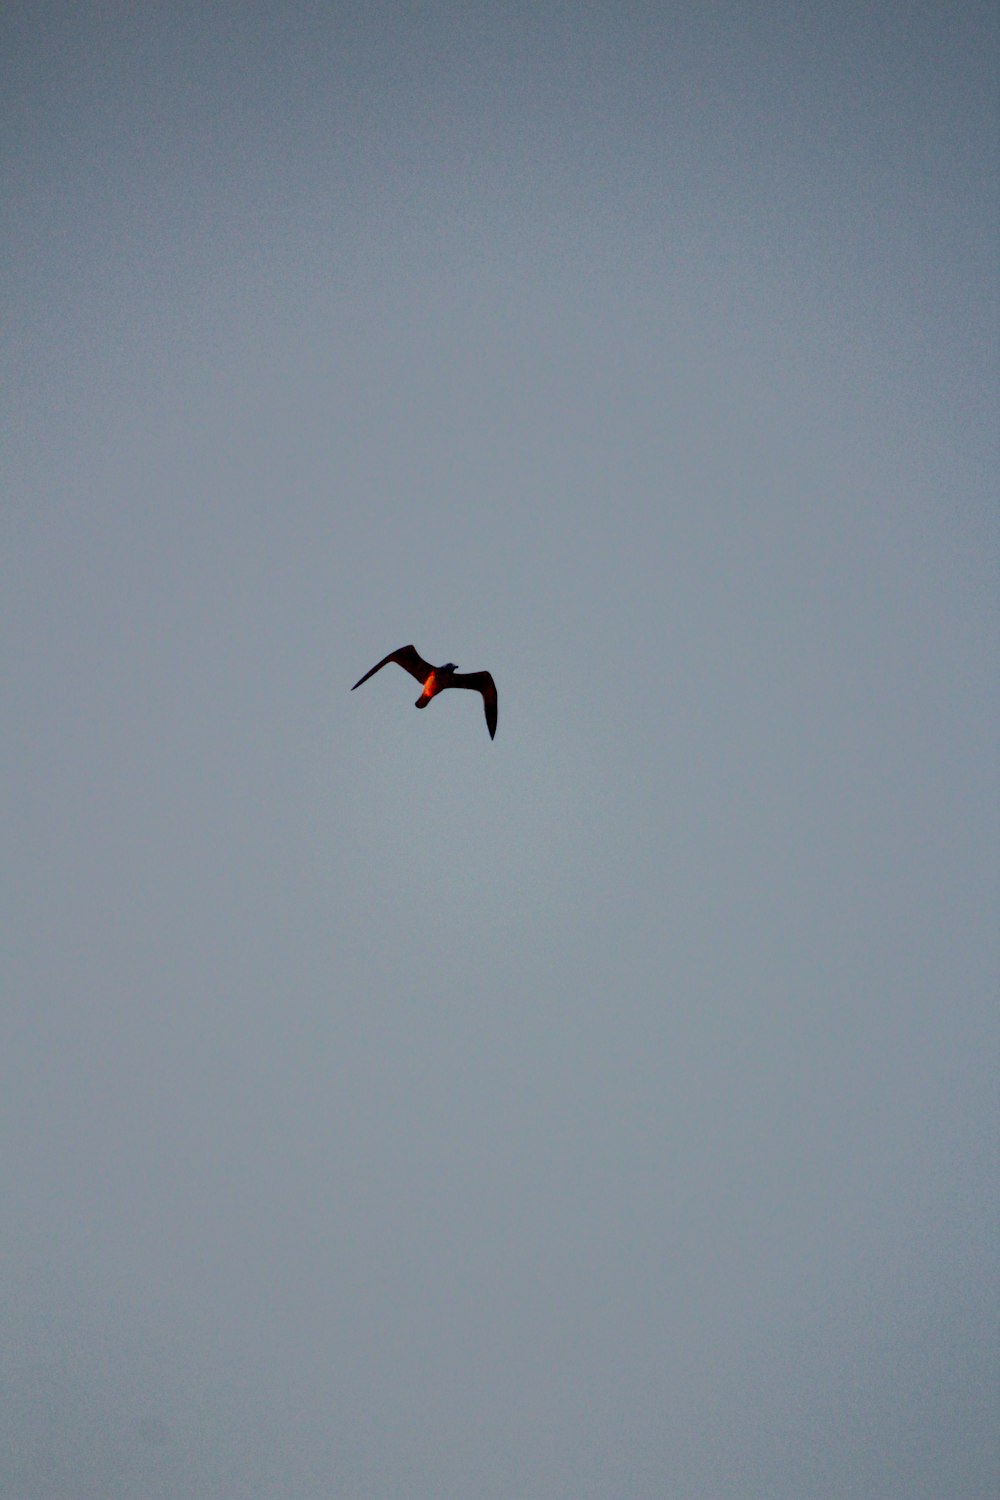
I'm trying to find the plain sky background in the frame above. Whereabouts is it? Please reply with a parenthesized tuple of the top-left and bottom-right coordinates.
(3, 3, 998, 1497)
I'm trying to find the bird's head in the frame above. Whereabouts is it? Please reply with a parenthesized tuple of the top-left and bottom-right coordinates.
(442, 662, 458, 675)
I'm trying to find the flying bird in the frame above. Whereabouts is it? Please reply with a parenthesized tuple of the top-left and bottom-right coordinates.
(352, 645, 497, 740)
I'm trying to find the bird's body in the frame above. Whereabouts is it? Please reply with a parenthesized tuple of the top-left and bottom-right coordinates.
(352, 645, 497, 739)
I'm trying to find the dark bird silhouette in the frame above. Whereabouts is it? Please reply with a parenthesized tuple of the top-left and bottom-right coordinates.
(352, 645, 497, 739)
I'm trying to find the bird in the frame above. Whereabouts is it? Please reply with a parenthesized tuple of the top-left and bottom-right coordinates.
(351, 644, 497, 739)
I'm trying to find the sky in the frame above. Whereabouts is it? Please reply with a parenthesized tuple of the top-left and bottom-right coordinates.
(2, 2, 998, 1497)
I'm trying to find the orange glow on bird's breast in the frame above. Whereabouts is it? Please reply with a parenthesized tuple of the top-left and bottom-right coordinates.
(423, 671, 437, 696)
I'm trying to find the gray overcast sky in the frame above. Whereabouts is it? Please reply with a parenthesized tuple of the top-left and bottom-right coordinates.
(3, 3, 998, 1496)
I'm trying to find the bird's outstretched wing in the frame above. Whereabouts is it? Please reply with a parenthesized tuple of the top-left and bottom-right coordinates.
(351, 644, 433, 691)
(451, 671, 497, 739)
